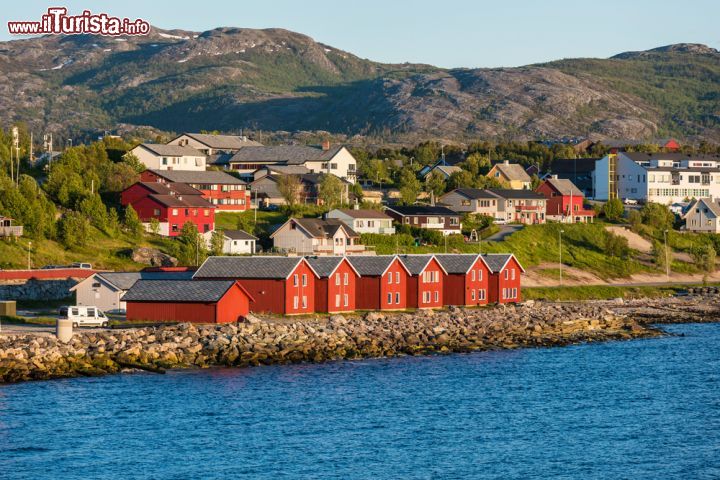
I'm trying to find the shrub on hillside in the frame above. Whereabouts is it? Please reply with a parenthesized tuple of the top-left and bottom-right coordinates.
(58, 211, 90, 249)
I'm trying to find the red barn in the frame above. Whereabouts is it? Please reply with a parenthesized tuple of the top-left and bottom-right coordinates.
(306, 256, 360, 313)
(193, 256, 319, 315)
(141, 169, 250, 212)
(347, 256, 411, 310)
(123, 280, 252, 324)
(536, 176, 595, 223)
(436, 254, 490, 306)
(398, 255, 447, 309)
(483, 254, 524, 304)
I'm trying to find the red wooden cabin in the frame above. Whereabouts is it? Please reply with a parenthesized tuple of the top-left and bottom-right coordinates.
(482, 254, 524, 304)
(306, 256, 361, 313)
(347, 256, 411, 310)
(436, 254, 490, 306)
(193, 257, 319, 315)
(123, 280, 253, 324)
(397, 255, 447, 309)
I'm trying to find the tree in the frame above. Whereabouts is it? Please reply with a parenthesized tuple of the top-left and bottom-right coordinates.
(652, 239, 670, 270)
(58, 211, 90, 249)
(123, 205, 143, 239)
(605, 232, 630, 258)
(148, 217, 160, 235)
(120, 152, 146, 173)
(78, 194, 108, 231)
(398, 169, 421, 205)
(318, 174, 345, 207)
(640, 202, 674, 231)
(602, 198, 624, 222)
(277, 175, 301, 206)
(210, 230, 225, 256)
(174, 221, 207, 266)
(424, 171, 447, 198)
(462, 152, 491, 175)
(692, 244, 716, 273)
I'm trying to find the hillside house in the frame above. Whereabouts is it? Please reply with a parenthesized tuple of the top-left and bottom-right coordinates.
(487, 160, 532, 189)
(347, 256, 411, 311)
(167, 133, 263, 155)
(70, 270, 194, 313)
(0, 216, 23, 237)
(439, 188, 501, 218)
(305, 256, 360, 313)
(325, 208, 395, 235)
(491, 190, 547, 224)
(219, 230, 257, 254)
(193, 256, 318, 315)
(249, 173, 349, 207)
(123, 280, 253, 324)
(683, 198, 720, 233)
(435, 254, 490, 307)
(141, 169, 250, 212)
(271, 218, 365, 256)
(536, 176, 595, 223)
(384, 206, 462, 235)
(130, 143, 206, 171)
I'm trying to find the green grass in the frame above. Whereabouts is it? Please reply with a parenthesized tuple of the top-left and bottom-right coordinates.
(523, 284, 695, 302)
(215, 210, 289, 236)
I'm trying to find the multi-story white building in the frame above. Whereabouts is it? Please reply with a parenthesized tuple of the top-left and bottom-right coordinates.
(593, 152, 720, 204)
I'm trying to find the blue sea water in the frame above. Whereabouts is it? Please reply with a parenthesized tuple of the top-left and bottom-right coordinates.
(1, 323, 719, 479)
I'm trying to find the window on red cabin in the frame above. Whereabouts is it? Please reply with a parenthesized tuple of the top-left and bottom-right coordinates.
(344, 294, 349, 307)
(172, 209, 178, 216)
(395, 292, 400, 304)
(388, 273, 393, 284)
(335, 273, 340, 286)
(395, 272, 400, 284)
(153, 209, 160, 216)
(293, 274, 298, 286)
(302, 274, 307, 286)
(387, 293, 392, 304)
(171, 224, 178, 233)
(471, 270, 476, 282)
(434, 291, 439, 302)
(344, 273, 349, 285)
(504, 270, 509, 280)
(293, 296, 299, 309)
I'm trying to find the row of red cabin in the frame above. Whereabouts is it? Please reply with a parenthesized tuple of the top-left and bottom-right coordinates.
(124, 254, 524, 324)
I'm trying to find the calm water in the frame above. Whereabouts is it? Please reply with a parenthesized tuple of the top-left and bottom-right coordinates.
(2, 324, 719, 479)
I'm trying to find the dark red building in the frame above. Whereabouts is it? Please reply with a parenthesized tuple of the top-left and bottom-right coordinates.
(347, 256, 411, 310)
(398, 255, 447, 309)
(483, 254, 524, 304)
(123, 279, 252, 323)
(536, 176, 595, 223)
(436, 254, 491, 306)
(306, 256, 360, 313)
(141, 169, 250, 211)
(193, 256, 318, 315)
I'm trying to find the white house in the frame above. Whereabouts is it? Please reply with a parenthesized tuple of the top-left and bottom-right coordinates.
(325, 208, 395, 235)
(593, 152, 720, 204)
(167, 133, 263, 155)
(223, 142, 357, 183)
(683, 198, 720, 233)
(271, 218, 366, 256)
(131, 143, 207, 171)
(70, 271, 194, 313)
(220, 230, 257, 254)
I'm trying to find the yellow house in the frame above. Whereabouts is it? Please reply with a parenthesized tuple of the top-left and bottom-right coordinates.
(487, 160, 532, 189)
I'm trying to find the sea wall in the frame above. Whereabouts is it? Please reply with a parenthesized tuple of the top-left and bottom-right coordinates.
(0, 278, 76, 301)
(0, 302, 662, 383)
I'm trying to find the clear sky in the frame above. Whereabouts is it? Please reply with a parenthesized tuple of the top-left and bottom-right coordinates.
(3, 0, 718, 68)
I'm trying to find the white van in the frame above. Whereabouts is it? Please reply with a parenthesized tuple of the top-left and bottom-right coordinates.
(59, 306, 109, 328)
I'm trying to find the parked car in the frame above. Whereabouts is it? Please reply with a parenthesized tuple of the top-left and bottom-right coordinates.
(623, 198, 638, 205)
(59, 306, 109, 328)
(70, 262, 93, 269)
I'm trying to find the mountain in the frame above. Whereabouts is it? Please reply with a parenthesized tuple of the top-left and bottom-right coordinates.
(0, 28, 718, 142)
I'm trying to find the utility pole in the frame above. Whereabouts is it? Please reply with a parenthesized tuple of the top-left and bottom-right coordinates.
(559, 229, 564, 287)
(663, 229, 670, 281)
(27, 241, 32, 270)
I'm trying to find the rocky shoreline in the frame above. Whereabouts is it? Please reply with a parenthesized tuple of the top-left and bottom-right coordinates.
(1, 295, 718, 384)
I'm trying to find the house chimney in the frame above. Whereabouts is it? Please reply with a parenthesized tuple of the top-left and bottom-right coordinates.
(551, 174, 558, 180)
(504, 159, 509, 165)
(321, 140, 330, 151)
(353, 199, 360, 210)
(177, 196, 182, 201)
(242, 136, 248, 142)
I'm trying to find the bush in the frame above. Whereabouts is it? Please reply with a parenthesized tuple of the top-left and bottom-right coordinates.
(691, 244, 716, 273)
(640, 202, 674, 231)
(602, 198, 624, 222)
(58, 211, 90, 249)
(604, 232, 630, 258)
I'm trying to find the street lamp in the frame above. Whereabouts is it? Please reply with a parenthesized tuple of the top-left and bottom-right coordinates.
(559, 229, 565, 287)
(27, 241, 32, 270)
(663, 229, 670, 281)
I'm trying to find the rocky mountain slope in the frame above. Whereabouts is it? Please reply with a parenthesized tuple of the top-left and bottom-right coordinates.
(0, 26, 718, 142)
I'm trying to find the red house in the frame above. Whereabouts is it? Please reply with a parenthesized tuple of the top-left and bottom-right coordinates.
(482, 254, 524, 304)
(306, 256, 360, 313)
(121, 181, 203, 206)
(122, 184, 216, 236)
(536, 176, 595, 223)
(436, 254, 490, 306)
(141, 169, 251, 211)
(122, 280, 253, 323)
(397, 255, 447, 309)
(347, 256, 411, 310)
(193, 256, 319, 315)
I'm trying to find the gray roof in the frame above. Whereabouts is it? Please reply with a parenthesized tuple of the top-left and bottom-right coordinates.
(132, 181, 202, 196)
(543, 178, 584, 197)
(194, 256, 305, 279)
(328, 209, 392, 220)
(137, 143, 204, 157)
(489, 189, 546, 200)
(181, 133, 263, 149)
(122, 280, 236, 302)
(492, 162, 532, 182)
(397, 255, 436, 275)
(149, 169, 246, 185)
(481, 254, 513, 273)
(622, 152, 720, 163)
(435, 254, 482, 274)
(222, 230, 257, 241)
(347, 256, 398, 276)
(693, 198, 720, 217)
(305, 256, 345, 278)
(228, 145, 345, 165)
(450, 188, 499, 200)
(287, 218, 359, 239)
(385, 206, 460, 216)
(95, 271, 194, 291)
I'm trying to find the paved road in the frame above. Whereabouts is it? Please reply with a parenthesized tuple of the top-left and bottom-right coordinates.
(485, 225, 524, 242)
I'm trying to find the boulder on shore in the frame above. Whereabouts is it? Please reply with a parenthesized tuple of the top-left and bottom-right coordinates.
(131, 247, 178, 267)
